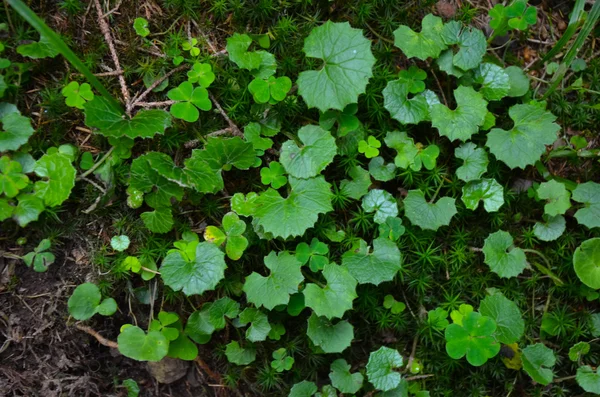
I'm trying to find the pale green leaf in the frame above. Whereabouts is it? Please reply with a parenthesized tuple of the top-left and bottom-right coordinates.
(369, 157, 396, 182)
(482, 230, 527, 278)
(461, 178, 504, 212)
(576, 366, 600, 393)
(455, 142, 488, 182)
(430, 86, 488, 142)
(393, 15, 446, 60)
(572, 182, 600, 229)
(280, 125, 336, 178)
(0, 111, 35, 152)
(440, 22, 487, 71)
(306, 312, 354, 353)
(479, 291, 524, 344)
(362, 189, 398, 224)
(289, 381, 318, 397)
(573, 238, 600, 289)
(522, 343, 556, 386)
(533, 215, 566, 242)
(117, 326, 168, 362)
(340, 166, 371, 200)
(366, 346, 403, 391)
(329, 359, 364, 394)
(403, 190, 457, 231)
(536, 180, 571, 216)
(303, 263, 357, 319)
(474, 63, 510, 101)
(342, 238, 402, 285)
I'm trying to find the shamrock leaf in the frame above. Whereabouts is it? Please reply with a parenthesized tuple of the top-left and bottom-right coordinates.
(289, 381, 318, 397)
(572, 182, 600, 228)
(482, 230, 527, 278)
(226, 33, 262, 70)
(303, 263, 357, 319)
(160, 241, 226, 296)
(342, 237, 402, 285)
(298, 21, 375, 112)
(362, 189, 398, 224)
(340, 166, 371, 200)
(489, 4, 511, 36)
(450, 304, 474, 326)
(33, 153, 76, 207)
(383, 79, 429, 125)
(576, 366, 600, 393)
(403, 190, 457, 231)
(473, 63, 511, 101)
(253, 176, 333, 239)
(204, 212, 249, 260)
(368, 157, 396, 182)
(506, 0, 537, 31)
(393, 14, 446, 60)
(225, 341, 256, 365)
(185, 297, 240, 344)
(271, 348, 294, 372)
(534, 215, 566, 242)
(430, 86, 488, 142)
(428, 308, 450, 331)
(486, 103, 560, 169)
(479, 291, 524, 344)
(238, 307, 271, 342)
(445, 312, 500, 366)
(440, 21, 487, 71)
(84, 97, 171, 139)
(455, 142, 488, 182)
(149, 311, 180, 341)
(167, 81, 211, 122)
(110, 235, 130, 252)
(243, 251, 304, 310)
(536, 180, 571, 216)
(569, 342, 590, 362)
(133, 17, 150, 37)
(244, 122, 273, 151)
(522, 343, 556, 386)
(260, 161, 287, 189)
(0, 156, 29, 198)
(280, 125, 336, 179)
(296, 238, 329, 272)
(187, 62, 215, 87)
(383, 295, 406, 314)
(248, 76, 292, 104)
(306, 312, 354, 353)
(67, 283, 117, 320)
(319, 104, 360, 137)
(182, 38, 200, 56)
(461, 178, 505, 212)
(358, 136, 381, 159)
(61, 82, 94, 109)
(366, 346, 403, 391)
(0, 106, 35, 151)
(20, 238, 54, 272)
(118, 325, 168, 362)
(329, 359, 364, 394)
(398, 66, 427, 93)
(573, 238, 600, 289)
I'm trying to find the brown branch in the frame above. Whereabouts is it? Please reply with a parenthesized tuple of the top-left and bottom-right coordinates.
(135, 100, 177, 108)
(129, 65, 189, 111)
(194, 357, 222, 384)
(75, 324, 118, 349)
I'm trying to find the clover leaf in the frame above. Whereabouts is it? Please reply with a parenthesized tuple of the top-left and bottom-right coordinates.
(534, 215, 566, 242)
(33, 152, 76, 207)
(260, 161, 287, 189)
(450, 304, 474, 326)
(84, 97, 171, 139)
(20, 238, 54, 272)
(0, 106, 35, 151)
(182, 38, 200, 56)
(440, 21, 487, 71)
(430, 86, 488, 142)
(536, 180, 571, 216)
(576, 365, 600, 393)
(249, 76, 292, 104)
(225, 341, 256, 365)
(340, 166, 371, 200)
(280, 125, 336, 179)
(296, 238, 329, 272)
(573, 238, 600, 289)
(61, 82, 94, 109)
(366, 346, 403, 391)
(482, 230, 527, 278)
(304, 262, 357, 319)
(271, 348, 294, 372)
(358, 136, 381, 158)
(329, 359, 363, 394)
(245, 122, 273, 152)
(522, 343, 556, 385)
(187, 62, 215, 87)
(393, 14, 446, 60)
(572, 182, 600, 229)
(383, 79, 429, 125)
(253, 176, 333, 239)
(362, 189, 398, 224)
(0, 156, 29, 198)
(118, 325, 169, 362)
(445, 312, 500, 366)
(306, 312, 354, 353)
(133, 17, 150, 37)
(479, 291, 524, 344)
(506, 0, 537, 31)
(243, 251, 304, 310)
(167, 81, 211, 122)
(486, 103, 560, 169)
(403, 190, 457, 231)
(455, 142, 488, 182)
(383, 295, 406, 314)
(204, 212, 249, 260)
(238, 307, 271, 342)
(379, 217, 405, 241)
(185, 297, 240, 344)
(461, 178, 505, 212)
(298, 21, 375, 112)
(68, 283, 117, 321)
(149, 311, 180, 341)
(160, 241, 226, 296)
(342, 237, 402, 285)
(428, 308, 450, 331)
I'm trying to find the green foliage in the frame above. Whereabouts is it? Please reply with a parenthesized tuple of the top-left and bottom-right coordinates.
(479, 291, 524, 344)
(445, 311, 500, 366)
(118, 325, 169, 362)
(573, 238, 600, 289)
(572, 182, 600, 228)
(329, 359, 363, 394)
(296, 238, 329, 272)
(133, 17, 150, 37)
(342, 237, 401, 285)
(403, 190, 457, 231)
(68, 283, 117, 321)
(204, 212, 248, 260)
(576, 366, 600, 393)
(358, 136, 381, 159)
(61, 82, 94, 109)
(521, 343, 556, 385)
(304, 263, 357, 319)
(110, 235, 130, 252)
(280, 125, 336, 179)
(249, 76, 292, 104)
(482, 230, 527, 278)
(366, 346, 403, 391)
(22, 238, 55, 272)
(430, 86, 487, 142)
(167, 81, 211, 122)
(271, 348, 294, 372)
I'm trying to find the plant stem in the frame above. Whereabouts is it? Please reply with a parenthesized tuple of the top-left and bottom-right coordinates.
(429, 181, 444, 203)
(77, 146, 115, 181)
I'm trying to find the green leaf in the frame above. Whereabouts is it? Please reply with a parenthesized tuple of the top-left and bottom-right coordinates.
(479, 291, 524, 344)
(455, 143, 488, 182)
(205, 212, 248, 260)
(187, 62, 215, 87)
(133, 17, 150, 37)
(440, 21, 487, 71)
(238, 307, 271, 342)
(244, 122, 273, 151)
(304, 263, 357, 319)
(289, 381, 318, 397)
(17, 34, 58, 59)
(340, 166, 371, 200)
(534, 215, 566, 242)
(430, 86, 488, 142)
(249, 76, 292, 103)
(160, 241, 226, 296)
(167, 82, 211, 122)
(384, 131, 418, 169)
(378, 217, 405, 241)
(192, 136, 256, 171)
(486, 103, 560, 169)
(505, 66, 530, 97)
(226, 33, 262, 70)
(362, 189, 398, 224)
(0, 110, 35, 152)
(329, 359, 364, 394)
(110, 235, 130, 252)
(573, 238, 600, 289)
(461, 178, 504, 212)
(536, 180, 571, 216)
(369, 157, 396, 182)
(383, 295, 406, 314)
(522, 343, 556, 386)
(122, 379, 140, 397)
(280, 125, 337, 179)
(393, 14, 446, 60)
(382, 79, 429, 125)
(298, 21, 375, 112)
(482, 230, 527, 278)
(403, 190, 457, 231)
(140, 208, 174, 233)
(366, 346, 403, 391)
(68, 283, 117, 320)
(569, 341, 590, 362)
(342, 237, 402, 285)
(118, 326, 169, 362)
(306, 312, 354, 353)
(0, 157, 29, 198)
(358, 136, 381, 158)
(33, 153, 76, 207)
(295, 238, 329, 272)
(244, 251, 304, 310)
(231, 192, 258, 217)
(225, 341, 256, 365)
(84, 97, 171, 139)
(572, 182, 600, 228)
(13, 194, 44, 227)
(271, 348, 294, 372)
(168, 333, 198, 361)
(428, 308, 450, 331)
(253, 176, 333, 239)
(0, 198, 13, 221)
(474, 63, 511, 101)
(576, 365, 600, 393)
(445, 312, 500, 366)
(260, 161, 287, 189)
(61, 81, 94, 109)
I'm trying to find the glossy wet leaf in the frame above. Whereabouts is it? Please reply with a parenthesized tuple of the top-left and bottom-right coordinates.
(393, 14, 446, 60)
(445, 312, 500, 366)
(342, 237, 402, 285)
(306, 312, 354, 353)
(304, 263, 357, 319)
(362, 189, 398, 224)
(404, 190, 457, 231)
(366, 346, 403, 391)
(522, 343, 556, 385)
(534, 215, 566, 242)
(280, 125, 336, 179)
(110, 235, 130, 252)
(455, 143, 488, 182)
(461, 178, 504, 212)
(536, 180, 571, 216)
(474, 63, 511, 101)
(329, 359, 363, 394)
(118, 325, 168, 362)
(430, 86, 488, 142)
(573, 238, 600, 289)
(33, 153, 76, 207)
(482, 230, 527, 278)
